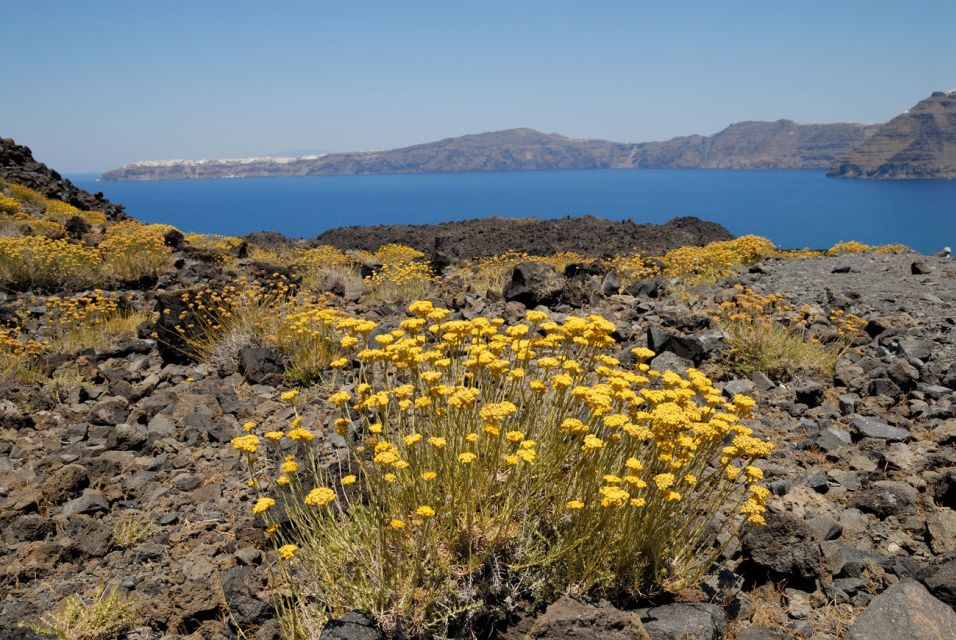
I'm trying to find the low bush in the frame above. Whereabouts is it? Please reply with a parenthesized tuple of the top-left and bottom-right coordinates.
(235, 302, 773, 635)
(0, 193, 21, 214)
(715, 287, 866, 378)
(661, 235, 776, 284)
(44, 292, 149, 353)
(24, 586, 138, 640)
(0, 236, 101, 290)
(265, 300, 350, 383)
(0, 324, 47, 385)
(363, 261, 437, 306)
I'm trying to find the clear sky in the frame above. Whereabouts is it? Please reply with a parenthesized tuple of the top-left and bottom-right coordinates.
(3, 0, 954, 172)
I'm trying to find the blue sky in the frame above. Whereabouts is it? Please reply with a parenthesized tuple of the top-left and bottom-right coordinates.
(3, 1, 954, 172)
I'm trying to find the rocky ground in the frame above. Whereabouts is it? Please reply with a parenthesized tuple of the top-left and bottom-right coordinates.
(2, 143, 955, 640)
(2, 248, 955, 639)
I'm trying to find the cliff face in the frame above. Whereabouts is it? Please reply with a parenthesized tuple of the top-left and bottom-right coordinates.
(100, 122, 876, 181)
(829, 91, 956, 179)
(1, 137, 126, 218)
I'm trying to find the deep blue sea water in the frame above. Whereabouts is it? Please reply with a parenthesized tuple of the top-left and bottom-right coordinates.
(70, 169, 956, 254)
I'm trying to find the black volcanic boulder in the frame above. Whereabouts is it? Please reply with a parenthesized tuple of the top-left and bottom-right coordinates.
(741, 510, 824, 581)
(504, 262, 566, 308)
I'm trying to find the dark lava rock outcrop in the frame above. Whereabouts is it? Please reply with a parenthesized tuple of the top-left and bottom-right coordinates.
(313, 215, 733, 259)
(0, 137, 126, 219)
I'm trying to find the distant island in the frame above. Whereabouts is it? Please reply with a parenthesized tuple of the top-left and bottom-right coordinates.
(101, 91, 955, 181)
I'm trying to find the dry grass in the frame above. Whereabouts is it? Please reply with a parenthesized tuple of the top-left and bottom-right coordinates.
(721, 320, 840, 379)
(24, 587, 138, 640)
(112, 513, 159, 547)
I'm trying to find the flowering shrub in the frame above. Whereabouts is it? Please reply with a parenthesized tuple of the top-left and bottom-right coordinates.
(454, 251, 590, 294)
(363, 261, 437, 305)
(0, 212, 68, 239)
(235, 302, 773, 634)
(715, 286, 866, 377)
(0, 236, 101, 289)
(374, 243, 425, 264)
(99, 221, 171, 282)
(43, 200, 107, 227)
(0, 194, 21, 214)
(43, 291, 148, 352)
(606, 253, 661, 289)
(168, 277, 294, 361)
(0, 324, 47, 384)
(264, 300, 350, 382)
(184, 233, 245, 260)
(5, 183, 46, 205)
(661, 235, 776, 283)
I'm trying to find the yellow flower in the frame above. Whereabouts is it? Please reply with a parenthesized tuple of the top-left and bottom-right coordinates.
(304, 487, 336, 507)
(516, 448, 536, 463)
(581, 434, 604, 451)
(264, 431, 284, 441)
(404, 433, 423, 446)
(289, 416, 303, 428)
(505, 454, 520, 465)
(744, 465, 764, 482)
(427, 436, 447, 449)
(281, 458, 299, 474)
(280, 389, 300, 402)
(341, 475, 357, 485)
(328, 391, 352, 406)
(242, 421, 257, 432)
(458, 452, 477, 464)
(465, 432, 479, 443)
(389, 518, 406, 530)
(383, 473, 397, 483)
(369, 422, 383, 434)
(288, 428, 315, 442)
(330, 357, 349, 368)
(505, 430, 524, 442)
(252, 497, 275, 514)
(231, 434, 259, 454)
(276, 475, 290, 486)
(277, 544, 298, 560)
(416, 505, 435, 518)
(624, 457, 643, 471)
(654, 473, 675, 491)
(566, 500, 585, 510)
(420, 471, 437, 481)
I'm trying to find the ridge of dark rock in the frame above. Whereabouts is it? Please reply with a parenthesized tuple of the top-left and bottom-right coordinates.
(0, 138, 126, 219)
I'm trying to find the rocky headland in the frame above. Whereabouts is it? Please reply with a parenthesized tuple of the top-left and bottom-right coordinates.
(828, 90, 956, 180)
(2, 139, 956, 640)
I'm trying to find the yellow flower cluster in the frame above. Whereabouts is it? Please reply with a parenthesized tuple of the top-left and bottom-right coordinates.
(43, 200, 107, 226)
(0, 194, 21, 215)
(374, 243, 426, 264)
(99, 221, 172, 281)
(661, 235, 776, 283)
(0, 235, 101, 289)
(363, 261, 436, 305)
(184, 233, 244, 260)
(238, 301, 774, 628)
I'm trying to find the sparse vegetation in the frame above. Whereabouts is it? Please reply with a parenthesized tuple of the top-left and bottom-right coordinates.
(112, 513, 159, 547)
(25, 587, 138, 640)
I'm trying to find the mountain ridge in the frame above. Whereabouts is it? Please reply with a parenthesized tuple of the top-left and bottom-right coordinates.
(100, 120, 879, 181)
(828, 90, 956, 179)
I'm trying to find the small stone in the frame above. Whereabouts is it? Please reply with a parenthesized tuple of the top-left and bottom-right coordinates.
(805, 515, 843, 541)
(910, 259, 932, 275)
(319, 611, 387, 640)
(640, 603, 725, 640)
(850, 415, 910, 443)
(61, 490, 109, 516)
(925, 509, 956, 555)
(849, 481, 918, 519)
(90, 395, 130, 426)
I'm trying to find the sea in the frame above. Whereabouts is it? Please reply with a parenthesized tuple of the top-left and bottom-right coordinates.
(70, 169, 956, 255)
